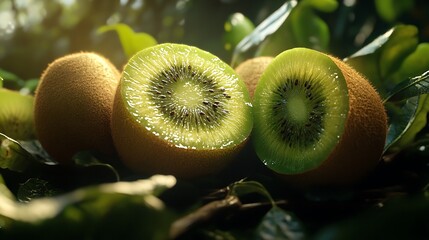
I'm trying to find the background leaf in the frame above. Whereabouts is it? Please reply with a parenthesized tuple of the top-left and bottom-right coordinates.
(254, 206, 305, 240)
(384, 96, 419, 152)
(388, 43, 429, 86)
(389, 95, 429, 151)
(346, 25, 420, 96)
(0, 69, 25, 90)
(73, 151, 120, 182)
(0, 175, 176, 240)
(375, 0, 414, 22)
(223, 13, 255, 52)
(17, 178, 59, 202)
(98, 23, 157, 59)
(385, 70, 429, 102)
(230, 0, 298, 67)
(254, 0, 336, 58)
(0, 133, 34, 172)
(229, 180, 275, 205)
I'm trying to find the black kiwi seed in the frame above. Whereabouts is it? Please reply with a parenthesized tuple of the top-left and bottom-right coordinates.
(270, 79, 326, 148)
(149, 64, 231, 130)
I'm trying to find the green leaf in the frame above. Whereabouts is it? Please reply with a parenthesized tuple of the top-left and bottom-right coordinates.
(20, 78, 39, 95)
(228, 180, 275, 205)
(0, 175, 176, 239)
(389, 94, 429, 151)
(345, 25, 419, 96)
(97, 23, 158, 59)
(230, 0, 298, 67)
(379, 26, 418, 80)
(0, 76, 3, 88)
(73, 151, 120, 182)
(0, 69, 25, 90)
(301, 0, 338, 12)
(375, 0, 414, 22)
(346, 28, 394, 58)
(18, 139, 53, 165)
(254, 206, 305, 240)
(389, 43, 429, 85)
(0, 133, 34, 172)
(384, 96, 419, 152)
(17, 178, 60, 202)
(223, 13, 255, 52)
(384, 70, 429, 102)
(289, 6, 330, 51)
(252, 0, 335, 59)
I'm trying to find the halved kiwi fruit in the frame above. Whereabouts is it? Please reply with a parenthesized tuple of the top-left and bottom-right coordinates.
(34, 52, 120, 163)
(0, 88, 35, 140)
(111, 43, 253, 178)
(253, 48, 387, 187)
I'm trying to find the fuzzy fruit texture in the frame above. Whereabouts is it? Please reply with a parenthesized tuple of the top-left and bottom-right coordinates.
(34, 52, 120, 163)
(253, 48, 387, 188)
(111, 43, 253, 179)
(235, 56, 273, 99)
(284, 56, 387, 187)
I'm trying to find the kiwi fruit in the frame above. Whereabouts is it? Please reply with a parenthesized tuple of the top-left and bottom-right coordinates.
(34, 52, 120, 163)
(235, 56, 273, 99)
(0, 88, 35, 140)
(111, 43, 253, 178)
(252, 48, 387, 187)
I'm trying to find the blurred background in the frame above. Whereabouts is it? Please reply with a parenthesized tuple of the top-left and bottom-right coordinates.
(0, 0, 428, 80)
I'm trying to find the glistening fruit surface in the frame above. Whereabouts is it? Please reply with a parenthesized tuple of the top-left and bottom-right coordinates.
(0, 89, 35, 140)
(253, 48, 349, 174)
(111, 43, 253, 178)
(253, 48, 387, 187)
(34, 52, 120, 163)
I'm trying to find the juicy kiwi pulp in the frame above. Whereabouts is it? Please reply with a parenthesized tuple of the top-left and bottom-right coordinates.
(0, 89, 35, 140)
(253, 48, 349, 174)
(120, 43, 252, 150)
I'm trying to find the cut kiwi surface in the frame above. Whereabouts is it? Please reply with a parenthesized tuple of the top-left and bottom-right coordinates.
(253, 47, 387, 187)
(112, 43, 253, 178)
(253, 48, 350, 174)
(0, 89, 35, 140)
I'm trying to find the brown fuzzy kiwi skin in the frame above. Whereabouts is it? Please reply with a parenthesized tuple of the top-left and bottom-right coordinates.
(34, 52, 120, 164)
(235, 57, 273, 99)
(111, 82, 248, 179)
(278, 56, 388, 188)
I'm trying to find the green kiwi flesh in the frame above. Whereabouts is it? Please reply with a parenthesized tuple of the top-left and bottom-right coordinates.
(0, 89, 35, 140)
(252, 48, 349, 174)
(112, 43, 253, 177)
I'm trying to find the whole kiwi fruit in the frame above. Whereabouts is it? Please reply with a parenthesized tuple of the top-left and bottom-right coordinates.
(252, 48, 387, 188)
(0, 88, 35, 140)
(111, 43, 253, 179)
(34, 52, 120, 163)
(234, 56, 273, 99)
